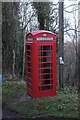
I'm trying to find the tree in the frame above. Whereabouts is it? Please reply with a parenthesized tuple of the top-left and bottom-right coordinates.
(63, 1, 79, 87)
(32, 2, 51, 30)
(0, 2, 2, 75)
(78, 1, 80, 91)
(19, 2, 36, 81)
(2, 2, 23, 79)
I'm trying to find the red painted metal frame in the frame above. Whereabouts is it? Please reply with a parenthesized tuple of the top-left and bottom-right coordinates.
(26, 30, 56, 98)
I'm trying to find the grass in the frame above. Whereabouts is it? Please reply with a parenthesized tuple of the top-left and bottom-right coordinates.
(2, 80, 26, 103)
(2, 80, 79, 118)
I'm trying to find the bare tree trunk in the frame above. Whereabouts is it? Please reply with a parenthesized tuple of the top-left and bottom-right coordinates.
(0, 2, 2, 76)
(78, 42, 80, 92)
(73, 12, 78, 86)
(21, 4, 26, 81)
(78, 2, 80, 92)
(12, 49, 15, 77)
(22, 35, 26, 81)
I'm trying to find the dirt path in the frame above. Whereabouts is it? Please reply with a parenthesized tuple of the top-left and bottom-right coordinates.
(2, 108, 80, 120)
(2, 108, 24, 118)
(2, 94, 32, 119)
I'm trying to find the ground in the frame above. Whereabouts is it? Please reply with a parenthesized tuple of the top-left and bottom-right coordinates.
(2, 80, 80, 119)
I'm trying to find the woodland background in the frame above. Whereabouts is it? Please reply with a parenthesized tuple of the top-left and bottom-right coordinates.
(1, 1, 80, 118)
(2, 1, 80, 89)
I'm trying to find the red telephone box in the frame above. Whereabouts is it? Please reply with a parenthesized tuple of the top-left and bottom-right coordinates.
(26, 30, 56, 98)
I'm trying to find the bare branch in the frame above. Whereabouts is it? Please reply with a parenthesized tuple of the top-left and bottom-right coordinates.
(64, 4, 77, 9)
(64, 29, 80, 33)
(22, 13, 35, 31)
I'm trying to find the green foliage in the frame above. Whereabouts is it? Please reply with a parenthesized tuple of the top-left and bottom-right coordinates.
(2, 80, 79, 118)
(2, 80, 26, 103)
(32, 2, 51, 30)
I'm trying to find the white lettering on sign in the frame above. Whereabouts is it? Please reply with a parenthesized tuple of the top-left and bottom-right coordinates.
(37, 37, 53, 40)
(27, 38, 33, 40)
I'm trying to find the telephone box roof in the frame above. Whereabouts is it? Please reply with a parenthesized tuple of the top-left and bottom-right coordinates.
(26, 30, 56, 36)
